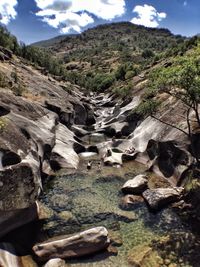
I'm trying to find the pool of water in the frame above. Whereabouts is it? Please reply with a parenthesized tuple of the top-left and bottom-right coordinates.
(39, 160, 200, 267)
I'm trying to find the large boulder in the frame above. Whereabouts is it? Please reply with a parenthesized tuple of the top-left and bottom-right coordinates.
(0, 243, 38, 267)
(122, 174, 148, 194)
(33, 227, 110, 261)
(142, 187, 184, 210)
(50, 123, 83, 170)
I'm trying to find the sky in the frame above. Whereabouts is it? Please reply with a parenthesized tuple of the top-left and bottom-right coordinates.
(0, 0, 199, 44)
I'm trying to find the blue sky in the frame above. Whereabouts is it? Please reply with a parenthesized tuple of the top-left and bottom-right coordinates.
(0, 0, 199, 44)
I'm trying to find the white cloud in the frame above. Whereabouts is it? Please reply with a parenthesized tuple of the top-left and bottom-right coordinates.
(0, 0, 18, 25)
(131, 4, 167, 28)
(34, 0, 126, 33)
(183, 1, 187, 6)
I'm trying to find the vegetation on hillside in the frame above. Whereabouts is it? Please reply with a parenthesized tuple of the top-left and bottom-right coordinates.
(33, 22, 187, 95)
(1, 22, 199, 102)
(147, 38, 200, 132)
(0, 25, 65, 77)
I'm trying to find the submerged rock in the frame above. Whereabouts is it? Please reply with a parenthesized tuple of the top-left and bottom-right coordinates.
(128, 244, 162, 267)
(122, 174, 148, 194)
(120, 195, 144, 209)
(143, 187, 184, 210)
(33, 226, 110, 261)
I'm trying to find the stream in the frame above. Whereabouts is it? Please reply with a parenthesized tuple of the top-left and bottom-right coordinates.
(38, 94, 200, 267)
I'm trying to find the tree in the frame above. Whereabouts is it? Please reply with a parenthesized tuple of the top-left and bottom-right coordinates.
(147, 49, 200, 161)
(142, 49, 155, 59)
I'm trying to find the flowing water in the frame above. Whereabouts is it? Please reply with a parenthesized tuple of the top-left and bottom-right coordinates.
(38, 94, 200, 267)
(39, 157, 200, 267)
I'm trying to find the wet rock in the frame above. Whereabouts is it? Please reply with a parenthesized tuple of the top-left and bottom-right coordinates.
(109, 230, 123, 247)
(93, 211, 137, 223)
(33, 227, 110, 261)
(142, 187, 184, 210)
(128, 244, 162, 267)
(107, 245, 118, 256)
(44, 258, 65, 267)
(122, 174, 148, 194)
(120, 195, 144, 209)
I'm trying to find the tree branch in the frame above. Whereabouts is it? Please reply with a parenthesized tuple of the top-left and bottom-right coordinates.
(151, 114, 189, 136)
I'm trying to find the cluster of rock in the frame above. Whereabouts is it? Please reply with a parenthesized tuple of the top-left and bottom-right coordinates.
(0, 50, 193, 266)
(121, 174, 184, 210)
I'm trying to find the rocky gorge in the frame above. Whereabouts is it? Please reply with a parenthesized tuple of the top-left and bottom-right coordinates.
(0, 31, 200, 267)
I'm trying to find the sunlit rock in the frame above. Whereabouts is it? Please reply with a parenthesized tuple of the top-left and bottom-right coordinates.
(122, 174, 148, 194)
(33, 227, 110, 261)
(143, 187, 184, 210)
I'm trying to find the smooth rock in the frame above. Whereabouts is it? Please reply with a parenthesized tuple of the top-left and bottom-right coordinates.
(142, 187, 184, 210)
(122, 174, 148, 194)
(50, 124, 81, 170)
(44, 258, 65, 267)
(0, 243, 38, 267)
(104, 151, 122, 166)
(33, 226, 110, 261)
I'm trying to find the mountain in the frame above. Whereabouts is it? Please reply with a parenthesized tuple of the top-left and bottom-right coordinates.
(33, 22, 186, 95)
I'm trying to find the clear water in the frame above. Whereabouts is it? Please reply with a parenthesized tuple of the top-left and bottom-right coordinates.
(39, 159, 200, 267)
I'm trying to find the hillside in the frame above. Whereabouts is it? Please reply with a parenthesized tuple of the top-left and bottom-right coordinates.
(33, 22, 186, 95)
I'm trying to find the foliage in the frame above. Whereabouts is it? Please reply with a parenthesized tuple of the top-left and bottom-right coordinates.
(32, 22, 186, 95)
(86, 73, 115, 92)
(149, 43, 200, 128)
(0, 26, 20, 54)
(142, 49, 155, 59)
(135, 99, 160, 117)
(115, 64, 126, 81)
(0, 25, 66, 77)
(113, 83, 132, 98)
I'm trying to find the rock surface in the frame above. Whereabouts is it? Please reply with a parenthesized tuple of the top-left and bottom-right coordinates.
(128, 244, 162, 267)
(0, 243, 38, 267)
(122, 174, 148, 194)
(142, 187, 184, 210)
(33, 227, 110, 261)
(0, 202, 39, 238)
(44, 258, 66, 267)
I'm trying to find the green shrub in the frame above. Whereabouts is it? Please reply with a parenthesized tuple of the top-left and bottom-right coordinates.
(142, 49, 155, 59)
(135, 99, 160, 117)
(115, 64, 126, 80)
(86, 73, 115, 92)
(113, 83, 132, 98)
